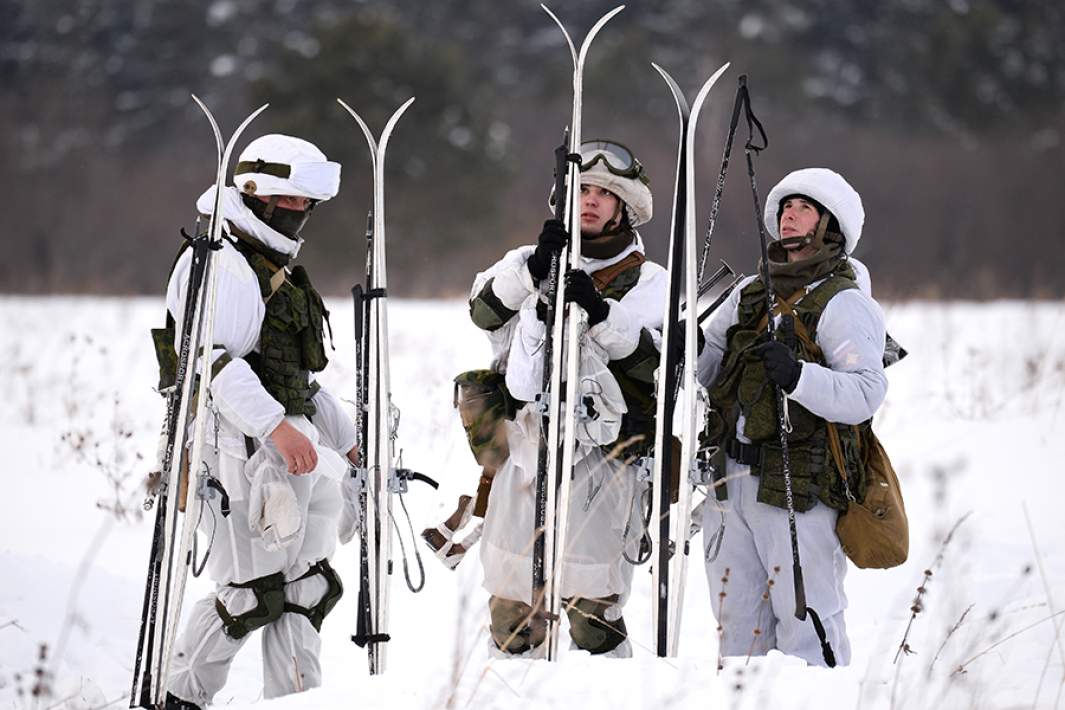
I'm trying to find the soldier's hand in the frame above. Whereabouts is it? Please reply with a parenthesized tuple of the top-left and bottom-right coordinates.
(527, 219, 568, 281)
(753, 340, 802, 393)
(564, 269, 609, 326)
(269, 420, 318, 475)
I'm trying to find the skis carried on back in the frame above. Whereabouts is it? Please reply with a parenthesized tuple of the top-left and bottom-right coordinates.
(648, 61, 731, 658)
(532, 3, 625, 662)
(338, 97, 438, 675)
(131, 97, 266, 709)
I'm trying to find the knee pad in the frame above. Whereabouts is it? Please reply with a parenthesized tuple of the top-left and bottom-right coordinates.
(283, 559, 344, 632)
(565, 597, 627, 655)
(488, 596, 542, 654)
(214, 572, 286, 640)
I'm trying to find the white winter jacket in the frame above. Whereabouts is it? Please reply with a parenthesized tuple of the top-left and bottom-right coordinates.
(166, 186, 357, 456)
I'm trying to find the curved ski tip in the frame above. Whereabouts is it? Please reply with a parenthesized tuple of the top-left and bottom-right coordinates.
(583, 5, 625, 52)
(690, 62, 732, 118)
(650, 61, 679, 90)
(336, 97, 370, 128)
(650, 62, 689, 117)
(386, 96, 416, 127)
(541, 4, 578, 64)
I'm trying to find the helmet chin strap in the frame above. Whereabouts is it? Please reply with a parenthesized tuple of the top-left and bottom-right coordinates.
(779, 213, 829, 251)
(591, 202, 627, 238)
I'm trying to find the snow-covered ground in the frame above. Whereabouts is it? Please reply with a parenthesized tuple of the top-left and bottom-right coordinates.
(1, 297, 1063, 710)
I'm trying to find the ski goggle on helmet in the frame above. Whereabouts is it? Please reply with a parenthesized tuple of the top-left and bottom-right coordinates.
(580, 140, 650, 186)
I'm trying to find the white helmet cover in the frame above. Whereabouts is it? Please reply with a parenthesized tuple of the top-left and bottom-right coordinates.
(764, 167, 864, 254)
(234, 134, 341, 202)
(579, 160, 653, 227)
(547, 160, 654, 228)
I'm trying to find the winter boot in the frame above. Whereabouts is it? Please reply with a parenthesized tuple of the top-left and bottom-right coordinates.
(421, 494, 482, 569)
(165, 692, 203, 710)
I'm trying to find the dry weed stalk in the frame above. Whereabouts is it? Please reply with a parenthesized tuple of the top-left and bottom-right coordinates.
(927, 603, 974, 673)
(716, 567, 731, 673)
(745, 566, 780, 664)
(894, 511, 972, 664)
(1022, 502, 1065, 709)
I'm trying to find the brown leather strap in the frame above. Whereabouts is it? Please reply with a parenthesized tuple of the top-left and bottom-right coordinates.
(590, 252, 646, 292)
(756, 292, 825, 360)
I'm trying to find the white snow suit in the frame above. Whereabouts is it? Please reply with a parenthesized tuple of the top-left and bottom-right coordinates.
(696, 258, 887, 666)
(166, 186, 358, 705)
(473, 235, 667, 614)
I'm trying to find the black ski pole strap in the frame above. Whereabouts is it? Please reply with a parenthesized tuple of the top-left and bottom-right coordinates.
(566, 152, 583, 165)
(362, 288, 387, 300)
(739, 75, 768, 154)
(805, 606, 837, 667)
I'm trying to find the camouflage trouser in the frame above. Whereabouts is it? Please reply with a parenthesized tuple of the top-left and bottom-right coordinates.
(488, 594, 627, 655)
(454, 370, 517, 516)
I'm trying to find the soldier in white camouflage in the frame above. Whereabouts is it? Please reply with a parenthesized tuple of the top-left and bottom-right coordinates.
(156, 135, 360, 709)
(426, 140, 667, 657)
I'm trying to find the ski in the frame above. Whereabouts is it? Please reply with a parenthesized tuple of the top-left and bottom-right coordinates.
(648, 62, 729, 658)
(131, 97, 267, 708)
(338, 97, 437, 675)
(535, 3, 625, 662)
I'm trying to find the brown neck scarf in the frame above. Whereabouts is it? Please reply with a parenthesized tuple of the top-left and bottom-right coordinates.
(764, 225, 852, 298)
(581, 228, 635, 260)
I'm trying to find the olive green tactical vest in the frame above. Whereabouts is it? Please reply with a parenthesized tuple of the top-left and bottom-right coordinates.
(152, 233, 329, 418)
(234, 240, 329, 417)
(706, 274, 869, 512)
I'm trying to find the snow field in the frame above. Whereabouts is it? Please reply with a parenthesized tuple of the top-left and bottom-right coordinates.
(0, 297, 1063, 709)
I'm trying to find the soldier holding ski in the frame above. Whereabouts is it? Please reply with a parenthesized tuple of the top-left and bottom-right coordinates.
(157, 135, 359, 708)
(438, 143, 666, 658)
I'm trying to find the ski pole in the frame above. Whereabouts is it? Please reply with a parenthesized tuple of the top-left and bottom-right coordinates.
(741, 76, 836, 668)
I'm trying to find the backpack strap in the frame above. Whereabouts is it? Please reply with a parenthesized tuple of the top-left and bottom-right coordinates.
(590, 251, 646, 292)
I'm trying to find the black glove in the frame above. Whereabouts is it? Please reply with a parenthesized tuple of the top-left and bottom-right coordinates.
(753, 340, 802, 393)
(564, 269, 609, 326)
(527, 219, 568, 282)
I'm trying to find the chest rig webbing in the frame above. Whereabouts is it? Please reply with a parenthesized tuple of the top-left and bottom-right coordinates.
(705, 273, 869, 512)
(151, 226, 330, 418)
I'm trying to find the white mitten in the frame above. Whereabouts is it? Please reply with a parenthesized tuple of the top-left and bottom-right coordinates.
(248, 461, 303, 551)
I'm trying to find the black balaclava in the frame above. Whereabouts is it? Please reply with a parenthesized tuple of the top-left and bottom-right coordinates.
(241, 193, 315, 239)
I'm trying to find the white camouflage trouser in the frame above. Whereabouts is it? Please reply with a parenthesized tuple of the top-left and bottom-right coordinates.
(703, 458, 851, 667)
(168, 569, 330, 705)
